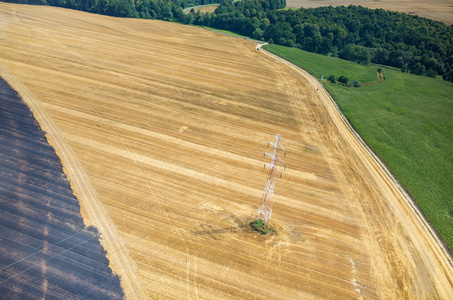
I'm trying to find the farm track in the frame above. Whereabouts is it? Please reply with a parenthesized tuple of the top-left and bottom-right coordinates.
(0, 4, 452, 299)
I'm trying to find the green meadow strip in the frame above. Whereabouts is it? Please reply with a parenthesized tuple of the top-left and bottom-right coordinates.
(264, 44, 453, 253)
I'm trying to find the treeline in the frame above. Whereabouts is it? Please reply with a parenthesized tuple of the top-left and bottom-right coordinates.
(183, 0, 286, 38)
(188, 2, 452, 81)
(6, 0, 453, 82)
(3, 0, 218, 19)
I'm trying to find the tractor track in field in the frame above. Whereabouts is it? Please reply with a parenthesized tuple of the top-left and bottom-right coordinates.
(264, 47, 453, 268)
(1, 5, 146, 299)
(261, 48, 453, 298)
(0, 72, 124, 298)
(1, 4, 452, 299)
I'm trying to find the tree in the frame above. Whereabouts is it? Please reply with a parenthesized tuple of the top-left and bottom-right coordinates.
(442, 69, 453, 82)
(293, 24, 303, 37)
(426, 69, 437, 78)
(373, 48, 389, 65)
(328, 75, 336, 83)
(285, 39, 295, 47)
(260, 18, 270, 31)
(253, 28, 264, 40)
(310, 34, 322, 53)
(411, 62, 426, 75)
(320, 36, 332, 54)
(351, 80, 361, 87)
(194, 11, 204, 25)
(172, 6, 184, 21)
(278, 37, 286, 45)
(388, 50, 405, 68)
(162, 5, 173, 21)
(184, 12, 194, 24)
(338, 75, 349, 84)
(331, 46, 339, 57)
(339, 44, 370, 65)
(251, 16, 260, 29)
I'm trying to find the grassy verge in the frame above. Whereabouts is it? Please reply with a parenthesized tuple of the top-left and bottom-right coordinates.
(279, 6, 297, 10)
(264, 44, 453, 253)
(193, 25, 264, 42)
(195, 26, 250, 39)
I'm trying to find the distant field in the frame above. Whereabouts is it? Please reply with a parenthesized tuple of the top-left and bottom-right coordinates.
(286, 0, 453, 24)
(196, 5, 218, 13)
(184, 4, 218, 14)
(264, 44, 453, 252)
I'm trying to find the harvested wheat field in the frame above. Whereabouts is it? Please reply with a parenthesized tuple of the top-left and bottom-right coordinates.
(287, 0, 453, 24)
(0, 77, 124, 299)
(0, 3, 452, 299)
(191, 5, 218, 14)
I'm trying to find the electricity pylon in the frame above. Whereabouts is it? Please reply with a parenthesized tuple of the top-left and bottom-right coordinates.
(256, 134, 286, 227)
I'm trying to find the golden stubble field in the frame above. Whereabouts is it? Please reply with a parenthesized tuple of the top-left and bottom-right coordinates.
(287, 0, 453, 24)
(191, 5, 218, 14)
(1, 4, 452, 299)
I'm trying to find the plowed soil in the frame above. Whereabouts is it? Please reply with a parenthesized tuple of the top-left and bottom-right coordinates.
(286, 0, 453, 24)
(0, 77, 123, 298)
(0, 4, 452, 299)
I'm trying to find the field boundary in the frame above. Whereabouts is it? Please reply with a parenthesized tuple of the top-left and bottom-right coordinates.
(262, 48, 453, 269)
(183, 3, 219, 13)
(0, 62, 146, 299)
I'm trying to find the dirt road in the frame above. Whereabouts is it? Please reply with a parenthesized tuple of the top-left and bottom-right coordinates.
(0, 4, 452, 299)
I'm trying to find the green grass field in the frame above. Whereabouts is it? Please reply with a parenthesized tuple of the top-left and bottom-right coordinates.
(194, 26, 251, 39)
(264, 44, 453, 253)
(279, 6, 297, 10)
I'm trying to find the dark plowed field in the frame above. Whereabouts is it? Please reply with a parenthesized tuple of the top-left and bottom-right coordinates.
(0, 77, 124, 299)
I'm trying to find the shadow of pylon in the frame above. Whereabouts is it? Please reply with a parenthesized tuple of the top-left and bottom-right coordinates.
(192, 224, 249, 239)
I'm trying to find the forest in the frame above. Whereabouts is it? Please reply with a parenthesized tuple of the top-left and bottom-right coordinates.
(192, 1, 453, 81)
(4, 0, 218, 19)
(5, 0, 453, 82)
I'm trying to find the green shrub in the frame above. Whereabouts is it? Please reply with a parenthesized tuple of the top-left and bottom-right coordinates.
(251, 219, 271, 235)
(426, 69, 437, 78)
(263, 44, 453, 253)
(338, 75, 349, 84)
(351, 80, 362, 87)
(328, 74, 336, 83)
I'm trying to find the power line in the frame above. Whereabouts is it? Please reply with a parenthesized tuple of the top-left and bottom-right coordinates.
(256, 134, 286, 227)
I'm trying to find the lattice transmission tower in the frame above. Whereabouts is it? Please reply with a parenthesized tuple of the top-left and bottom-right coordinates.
(256, 134, 286, 227)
